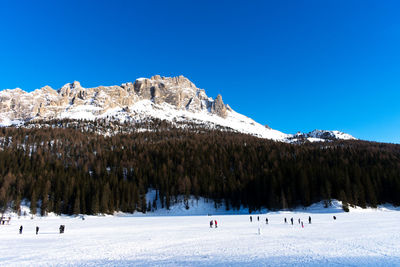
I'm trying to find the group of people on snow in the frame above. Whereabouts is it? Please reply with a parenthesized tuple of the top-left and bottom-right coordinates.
(209, 220, 218, 228)
(0, 216, 11, 225)
(282, 216, 311, 227)
(249, 215, 261, 222)
(249, 215, 316, 228)
(18, 225, 65, 234)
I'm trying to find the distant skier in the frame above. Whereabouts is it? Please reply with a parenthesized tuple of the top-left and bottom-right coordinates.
(214, 220, 218, 228)
(298, 218, 300, 224)
(290, 217, 293, 225)
(257, 216, 259, 221)
(250, 216, 252, 222)
(284, 218, 287, 223)
(266, 218, 268, 224)
(210, 220, 213, 228)
(333, 216, 336, 220)
(59, 225, 65, 234)
(19, 225, 23, 234)
(308, 216, 312, 224)
(301, 221, 304, 228)
(36, 226, 39, 235)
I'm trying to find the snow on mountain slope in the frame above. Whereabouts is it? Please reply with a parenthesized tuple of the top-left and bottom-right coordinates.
(290, 129, 356, 143)
(0, 75, 354, 142)
(125, 100, 289, 140)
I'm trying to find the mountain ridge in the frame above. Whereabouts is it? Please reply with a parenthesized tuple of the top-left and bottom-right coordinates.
(0, 75, 355, 142)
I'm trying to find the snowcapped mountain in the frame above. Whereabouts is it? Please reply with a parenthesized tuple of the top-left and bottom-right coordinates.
(289, 129, 356, 143)
(0, 75, 355, 142)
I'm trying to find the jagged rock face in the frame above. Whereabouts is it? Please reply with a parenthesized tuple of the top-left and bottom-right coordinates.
(133, 75, 205, 109)
(211, 94, 227, 118)
(0, 75, 229, 124)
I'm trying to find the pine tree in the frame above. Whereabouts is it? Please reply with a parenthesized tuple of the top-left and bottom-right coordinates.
(30, 189, 37, 216)
(91, 193, 99, 215)
(339, 190, 349, 212)
(73, 190, 81, 215)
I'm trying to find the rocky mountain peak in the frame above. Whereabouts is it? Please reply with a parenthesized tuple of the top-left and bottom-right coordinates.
(290, 129, 356, 142)
(146, 75, 197, 90)
(39, 85, 56, 95)
(72, 81, 82, 89)
(0, 76, 355, 143)
(211, 94, 227, 118)
(0, 75, 231, 124)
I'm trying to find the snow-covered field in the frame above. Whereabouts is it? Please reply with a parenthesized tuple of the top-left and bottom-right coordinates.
(1, 206, 400, 266)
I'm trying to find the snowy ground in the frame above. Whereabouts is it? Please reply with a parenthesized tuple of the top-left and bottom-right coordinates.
(1, 206, 400, 266)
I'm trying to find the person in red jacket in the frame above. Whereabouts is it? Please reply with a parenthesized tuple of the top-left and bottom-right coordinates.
(214, 220, 218, 228)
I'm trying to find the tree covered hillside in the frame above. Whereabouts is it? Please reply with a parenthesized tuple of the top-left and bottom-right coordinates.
(0, 123, 400, 215)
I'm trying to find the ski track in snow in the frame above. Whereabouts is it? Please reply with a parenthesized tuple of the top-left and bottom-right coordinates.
(1, 210, 400, 266)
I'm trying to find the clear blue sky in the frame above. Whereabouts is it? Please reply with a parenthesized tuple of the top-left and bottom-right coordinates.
(1, 0, 400, 143)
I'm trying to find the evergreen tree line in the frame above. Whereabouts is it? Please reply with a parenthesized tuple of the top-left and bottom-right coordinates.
(0, 125, 399, 215)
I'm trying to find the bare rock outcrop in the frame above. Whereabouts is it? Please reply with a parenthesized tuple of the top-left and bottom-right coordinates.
(211, 94, 227, 118)
(0, 75, 230, 124)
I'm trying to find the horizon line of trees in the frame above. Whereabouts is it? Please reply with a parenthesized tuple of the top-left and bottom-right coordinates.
(0, 124, 400, 215)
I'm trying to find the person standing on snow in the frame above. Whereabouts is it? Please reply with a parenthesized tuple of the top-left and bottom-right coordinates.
(36, 226, 39, 235)
(210, 220, 213, 228)
(214, 220, 218, 228)
(19, 225, 23, 234)
(308, 216, 312, 224)
(291, 218, 293, 225)
(250, 216, 252, 222)
(266, 218, 268, 224)
(257, 216, 259, 221)
(284, 218, 287, 223)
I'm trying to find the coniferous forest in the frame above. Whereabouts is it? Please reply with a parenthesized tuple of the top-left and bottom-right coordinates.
(0, 120, 400, 215)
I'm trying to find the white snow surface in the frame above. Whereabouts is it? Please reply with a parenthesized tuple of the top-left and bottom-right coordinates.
(307, 129, 356, 141)
(126, 100, 289, 141)
(0, 118, 24, 127)
(1, 199, 400, 266)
